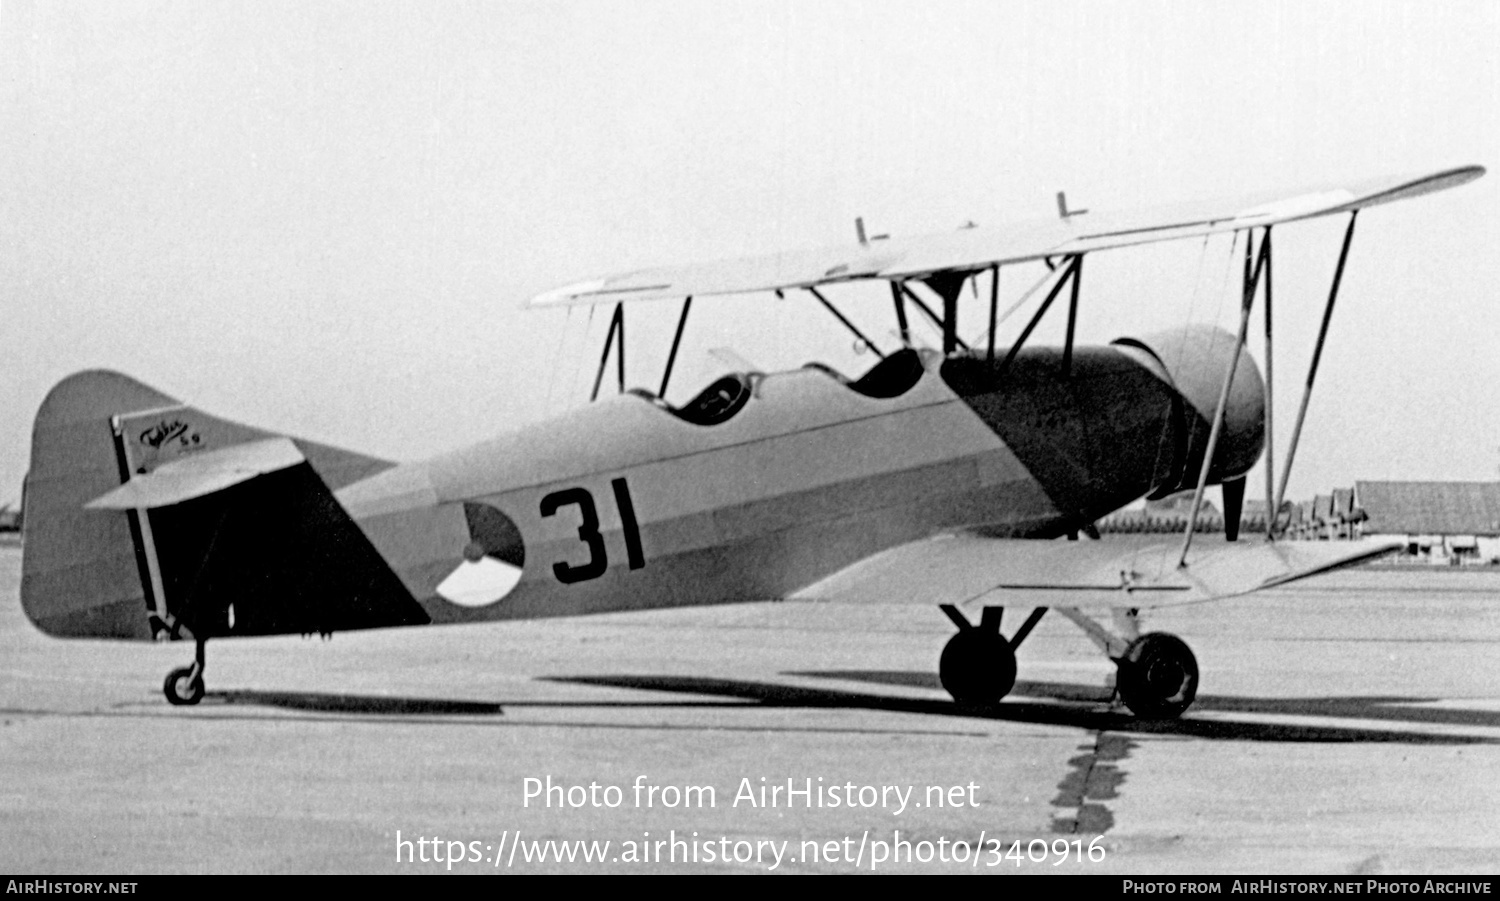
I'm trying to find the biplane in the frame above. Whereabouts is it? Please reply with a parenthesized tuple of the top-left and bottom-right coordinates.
(19, 165, 1484, 718)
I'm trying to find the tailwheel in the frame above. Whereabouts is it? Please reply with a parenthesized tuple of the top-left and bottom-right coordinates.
(939, 629, 1017, 707)
(1115, 632, 1198, 719)
(163, 639, 207, 706)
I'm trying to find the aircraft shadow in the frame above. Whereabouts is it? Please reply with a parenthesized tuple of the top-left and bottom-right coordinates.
(797, 670, 1500, 731)
(547, 673, 1499, 745)
(213, 689, 749, 716)
(209, 674, 1499, 745)
(216, 690, 506, 715)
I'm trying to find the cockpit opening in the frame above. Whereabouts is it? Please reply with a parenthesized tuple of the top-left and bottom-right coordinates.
(627, 373, 754, 426)
(805, 348, 926, 399)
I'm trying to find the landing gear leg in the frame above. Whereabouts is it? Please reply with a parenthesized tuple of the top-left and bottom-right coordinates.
(937, 605, 1017, 707)
(1114, 632, 1198, 719)
(1053, 607, 1199, 719)
(163, 638, 206, 706)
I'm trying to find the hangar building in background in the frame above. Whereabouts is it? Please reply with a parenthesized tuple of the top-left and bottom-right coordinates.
(1354, 481, 1500, 564)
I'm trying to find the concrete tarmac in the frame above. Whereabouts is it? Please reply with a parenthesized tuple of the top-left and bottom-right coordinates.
(2, 545, 1499, 874)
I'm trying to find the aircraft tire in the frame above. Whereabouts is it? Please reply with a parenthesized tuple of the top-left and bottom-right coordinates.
(163, 667, 205, 706)
(939, 630, 1016, 707)
(1116, 632, 1198, 719)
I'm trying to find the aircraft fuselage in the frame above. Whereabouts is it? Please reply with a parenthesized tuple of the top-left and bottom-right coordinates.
(337, 328, 1261, 624)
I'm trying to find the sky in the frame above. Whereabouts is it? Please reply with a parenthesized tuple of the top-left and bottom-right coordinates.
(2, 0, 1497, 509)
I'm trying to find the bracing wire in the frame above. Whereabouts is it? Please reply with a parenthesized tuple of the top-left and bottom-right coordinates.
(966, 265, 1058, 349)
(1138, 231, 1222, 571)
(544, 306, 574, 413)
(1172, 230, 1240, 379)
(557, 303, 597, 412)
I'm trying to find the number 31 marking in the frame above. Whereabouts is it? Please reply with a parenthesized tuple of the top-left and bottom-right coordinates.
(539, 477, 646, 584)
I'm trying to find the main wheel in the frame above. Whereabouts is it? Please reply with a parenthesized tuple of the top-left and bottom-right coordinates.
(939, 630, 1017, 707)
(1116, 632, 1198, 719)
(163, 667, 205, 706)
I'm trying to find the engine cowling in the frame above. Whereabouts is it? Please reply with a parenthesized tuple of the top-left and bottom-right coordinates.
(1112, 324, 1265, 498)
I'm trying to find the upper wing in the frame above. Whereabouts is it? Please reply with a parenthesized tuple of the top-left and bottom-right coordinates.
(531, 166, 1483, 307)
(788, 533, 1403, 614)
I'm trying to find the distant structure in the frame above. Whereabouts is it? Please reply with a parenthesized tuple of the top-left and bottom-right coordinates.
(1353, 481, 1500, 564)
(1284, 489, 1361, 540)
(1279, 480, 1500, 564)
(1098, 490, 1269, 534)
(1099, 480, 1500, 566)
(0, 503, 19, 533)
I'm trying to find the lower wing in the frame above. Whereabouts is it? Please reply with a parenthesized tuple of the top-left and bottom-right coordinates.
(788, 533, 1402, 612)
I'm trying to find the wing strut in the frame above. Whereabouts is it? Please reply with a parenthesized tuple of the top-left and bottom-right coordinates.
(807, 287, 885, 359)
(1178, 227, 1271, 566)
(1261, 228, 1276, 539)
(1271, 211, 1359, 535)
(896, 281, 974, 353)
(897, 283, 964, 350)
(922, 272, 973, 354)
(588, 303, 626, 401)
(996, 254, 1082, 379)
(986, 265, 1000, 364)
(1061, 256, 1084, 378)
(658, 296, 693, 398)
(890, 281, 910, 345)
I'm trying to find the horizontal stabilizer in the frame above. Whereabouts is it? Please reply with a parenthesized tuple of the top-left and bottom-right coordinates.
(85, 438, 304, 510)
(789, 534, 1402, 612)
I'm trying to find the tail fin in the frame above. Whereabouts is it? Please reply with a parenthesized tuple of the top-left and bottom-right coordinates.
(23, 371, 179, 638)
(22, 370, 426, 640)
